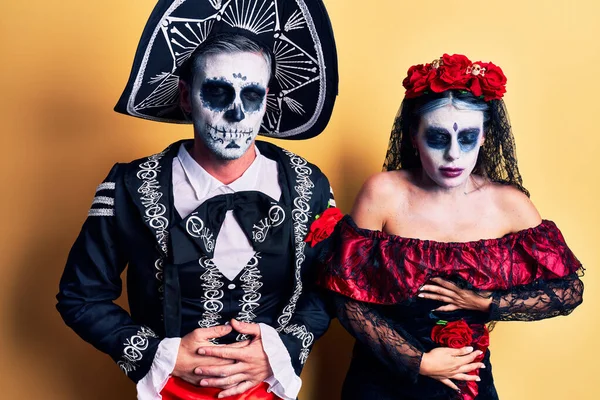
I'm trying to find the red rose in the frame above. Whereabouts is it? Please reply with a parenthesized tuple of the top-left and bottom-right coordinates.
(461, 381, 479, 400)
(475, 61, 507, 101)
(430, 54, 472, 93)
(430, 320, 473, 348)
(469, 76, 483, 97)
(473, 326, 490, 349)
(304, 207, 343, 247)
(403, 63, 435, 98)
(471, 324, 490, 362)
(432, 321, 490, 400)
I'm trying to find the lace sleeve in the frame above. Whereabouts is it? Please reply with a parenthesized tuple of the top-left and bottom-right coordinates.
(334, 294, 424, 383)
(489, 273, 584, 321)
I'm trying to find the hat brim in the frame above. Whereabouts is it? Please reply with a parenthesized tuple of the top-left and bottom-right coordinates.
(114, 0, 338, 140)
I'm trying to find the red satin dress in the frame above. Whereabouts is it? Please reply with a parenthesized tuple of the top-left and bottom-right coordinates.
(321, 216, 582, 305)
(160, 377, 279, 400)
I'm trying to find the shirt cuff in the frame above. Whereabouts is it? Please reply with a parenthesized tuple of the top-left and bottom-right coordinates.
(259, 323, 302, 400)
(136, 337, 181, 400)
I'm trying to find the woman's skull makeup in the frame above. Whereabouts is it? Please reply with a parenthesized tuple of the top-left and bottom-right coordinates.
(185, 52, 270, 160)
(415, 104, 485, 189)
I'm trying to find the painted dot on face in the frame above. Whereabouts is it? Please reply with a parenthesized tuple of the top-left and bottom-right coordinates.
(200, 79, 235, 111)
(453, 122, 458, 132)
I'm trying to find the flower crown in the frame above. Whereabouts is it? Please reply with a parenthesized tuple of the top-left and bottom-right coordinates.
(402, 54, 507, 101)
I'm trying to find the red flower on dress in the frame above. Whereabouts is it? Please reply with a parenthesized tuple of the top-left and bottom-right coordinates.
(431, 320, 490, 400)
(304, 207, 343, 247)
(471, 324, 490, 362)
(430, 319, 473, 348)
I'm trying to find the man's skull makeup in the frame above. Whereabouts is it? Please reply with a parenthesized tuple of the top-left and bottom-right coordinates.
(184, 52, 270, 160)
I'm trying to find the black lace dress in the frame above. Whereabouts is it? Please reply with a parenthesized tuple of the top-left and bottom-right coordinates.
(320, 216, 584, 399)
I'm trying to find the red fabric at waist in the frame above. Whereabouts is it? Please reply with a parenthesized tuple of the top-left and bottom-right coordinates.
(160, 377, 280, 400)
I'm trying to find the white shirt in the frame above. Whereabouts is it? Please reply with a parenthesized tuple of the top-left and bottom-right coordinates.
(136, 143, 301, 399)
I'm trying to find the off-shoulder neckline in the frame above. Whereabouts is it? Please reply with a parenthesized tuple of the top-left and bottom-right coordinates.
(342, 215, 555, 248)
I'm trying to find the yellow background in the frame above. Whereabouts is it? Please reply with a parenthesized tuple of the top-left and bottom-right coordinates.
(1, 0, 598, 398)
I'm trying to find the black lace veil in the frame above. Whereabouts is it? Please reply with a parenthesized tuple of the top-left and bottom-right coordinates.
(382, 90, 529, 196)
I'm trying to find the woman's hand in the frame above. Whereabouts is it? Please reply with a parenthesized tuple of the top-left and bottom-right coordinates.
(419, 346, 485, 392)
(419, 278, 492, 312)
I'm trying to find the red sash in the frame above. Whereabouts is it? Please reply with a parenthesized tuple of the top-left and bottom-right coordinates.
(160, 377, 280, 400)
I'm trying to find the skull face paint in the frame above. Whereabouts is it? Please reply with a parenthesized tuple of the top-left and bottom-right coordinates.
(185, 52, 270, 160)
(200, 80, 266, 114)
(415, 104, 485, 189)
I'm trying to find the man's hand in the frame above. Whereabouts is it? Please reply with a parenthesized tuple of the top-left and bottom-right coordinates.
(172, 325, 236, 386)
(195, 319, 273, 398)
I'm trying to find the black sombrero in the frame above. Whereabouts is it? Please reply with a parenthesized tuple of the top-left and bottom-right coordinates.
(114, 0, 338, 140)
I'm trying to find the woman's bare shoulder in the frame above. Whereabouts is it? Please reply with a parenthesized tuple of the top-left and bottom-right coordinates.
(351, 170, 412, 230)
(359, 170, 412, 198)
(487, 183, 542, 231)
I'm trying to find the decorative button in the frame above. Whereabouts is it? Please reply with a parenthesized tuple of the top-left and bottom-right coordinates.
(228, 284, 236, 290)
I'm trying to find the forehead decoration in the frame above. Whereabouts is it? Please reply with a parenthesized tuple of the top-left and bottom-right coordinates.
(115, 0, 338, 140)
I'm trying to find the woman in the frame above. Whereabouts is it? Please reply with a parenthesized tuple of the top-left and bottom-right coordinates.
(319, 54, 584, 399)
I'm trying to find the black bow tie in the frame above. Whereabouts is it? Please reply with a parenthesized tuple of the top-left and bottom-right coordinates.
(170, 191, 291, 264)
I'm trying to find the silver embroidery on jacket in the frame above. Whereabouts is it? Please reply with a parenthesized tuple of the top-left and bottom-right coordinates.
(88, 181, 116, 217)
(282, 324, 314, 365)
(198, 256, 225, 343)
(137, 148, 170, 254)
(186, 214, 215, 253)
(252, 204, 286, 243)
(136, 147, 170, 299)
(117, 326, 159, 375)
(277, 150, 314, 332)
(235, 253, 263, 341)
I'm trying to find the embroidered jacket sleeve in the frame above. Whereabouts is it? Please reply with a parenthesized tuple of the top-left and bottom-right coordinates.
(56, 164, 162, 383)
(276, 174, 336, 377)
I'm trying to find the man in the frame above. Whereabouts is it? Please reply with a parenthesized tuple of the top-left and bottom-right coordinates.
(56, 0, 338, 399)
